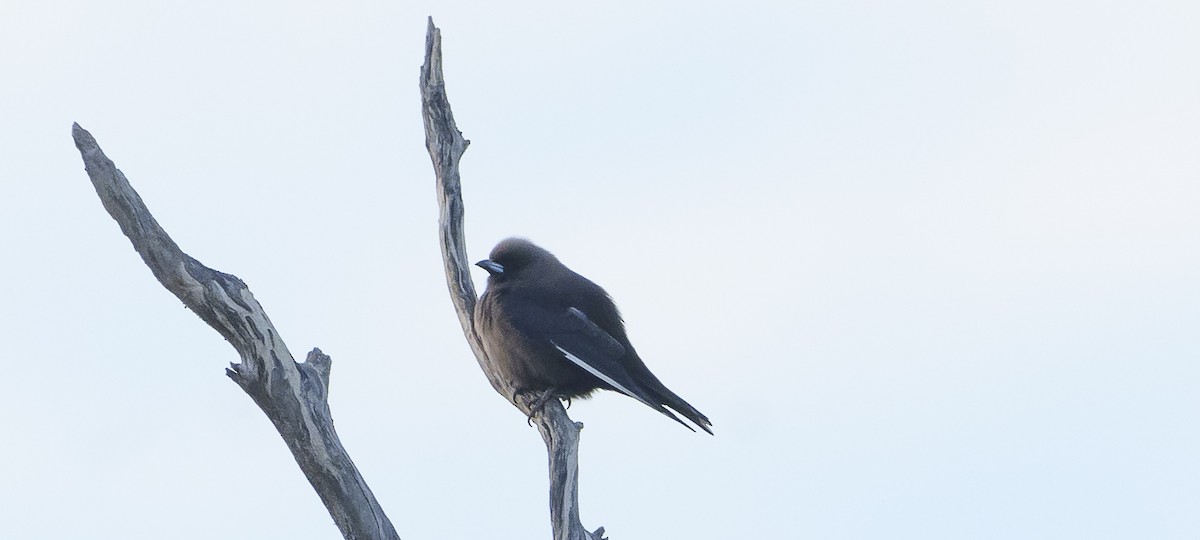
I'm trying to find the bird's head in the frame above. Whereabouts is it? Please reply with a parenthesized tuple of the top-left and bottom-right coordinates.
(475, 237, 557, 282)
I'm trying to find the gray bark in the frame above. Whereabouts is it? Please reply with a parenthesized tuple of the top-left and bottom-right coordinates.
(419, 18, 605, 540)
(70, 18, 606, 540)
(71, 124, 400, 540)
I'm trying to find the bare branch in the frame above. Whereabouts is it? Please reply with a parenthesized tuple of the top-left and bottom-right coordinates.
(72, 123, 400, 540)
(419, 18, 605, 540)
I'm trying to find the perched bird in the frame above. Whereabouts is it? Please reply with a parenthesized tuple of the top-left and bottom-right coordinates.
(474, 238, 713, 434)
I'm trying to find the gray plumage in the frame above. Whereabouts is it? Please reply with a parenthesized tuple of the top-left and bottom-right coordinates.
(474, 238, 713, 434)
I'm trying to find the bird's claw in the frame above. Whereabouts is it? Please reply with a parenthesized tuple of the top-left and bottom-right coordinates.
(521, 388, 560, 426)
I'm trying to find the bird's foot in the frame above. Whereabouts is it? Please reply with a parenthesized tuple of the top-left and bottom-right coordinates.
(519, 388, 561, 426)
(528, 388, 559, 412)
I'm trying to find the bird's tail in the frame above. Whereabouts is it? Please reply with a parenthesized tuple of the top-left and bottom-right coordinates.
(643, 384, 712, 435)
(623, 380, 713, 434)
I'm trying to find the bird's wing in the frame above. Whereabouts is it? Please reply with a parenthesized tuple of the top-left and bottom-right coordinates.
(509, 303, 693, 430)
(550, 307, 646, 400)
(507, 302, 632, 393)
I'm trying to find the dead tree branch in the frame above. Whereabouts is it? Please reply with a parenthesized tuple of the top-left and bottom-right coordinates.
(71, 123, 400, 540)
(419, 18, 605, 540)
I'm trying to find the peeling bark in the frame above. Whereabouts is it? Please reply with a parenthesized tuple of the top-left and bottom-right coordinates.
(72, 124, 400, 540)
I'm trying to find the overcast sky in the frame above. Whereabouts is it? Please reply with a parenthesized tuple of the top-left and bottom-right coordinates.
(2, 1, 1198, 539)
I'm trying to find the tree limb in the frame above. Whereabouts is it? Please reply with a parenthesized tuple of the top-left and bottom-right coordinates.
(419, 18, 605, 540)
(72, 123, 400, 540)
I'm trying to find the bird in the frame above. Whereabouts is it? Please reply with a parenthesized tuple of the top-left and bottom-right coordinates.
(473, 237, 713, 434)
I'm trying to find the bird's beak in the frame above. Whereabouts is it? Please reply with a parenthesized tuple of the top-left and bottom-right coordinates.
(475, 259, 505, 275)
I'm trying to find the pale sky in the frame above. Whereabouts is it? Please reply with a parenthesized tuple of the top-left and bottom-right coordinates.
(2, 1, 1198, 539)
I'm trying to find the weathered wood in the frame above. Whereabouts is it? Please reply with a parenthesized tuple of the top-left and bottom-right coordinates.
(72, 124, 400, 540)
(419, 18, 605, 540)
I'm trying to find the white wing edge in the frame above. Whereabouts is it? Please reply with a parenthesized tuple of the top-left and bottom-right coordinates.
(552, 342, 659, 410)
